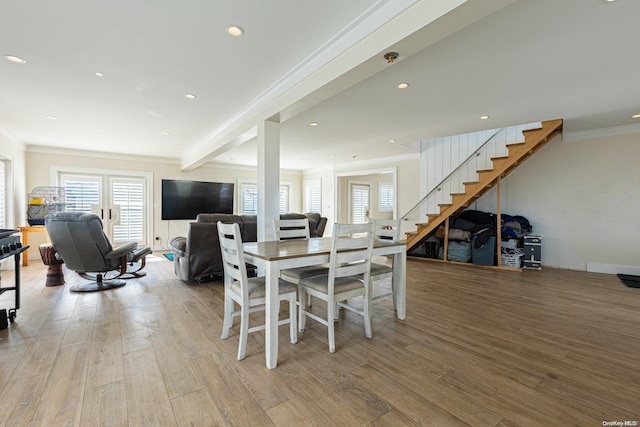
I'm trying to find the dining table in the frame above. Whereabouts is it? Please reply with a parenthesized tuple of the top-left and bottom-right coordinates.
(242, 236, 406, 369)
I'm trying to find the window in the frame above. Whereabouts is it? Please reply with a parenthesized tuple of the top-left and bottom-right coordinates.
(63, 175, 101, 213)
(241, 183, 258, 215)
(279, 185, 289, 214)
(240, 183, 290, 215)
(304, 178, 321, 213)
(351, 184, 369, 224)
(379, 183, 394, 212)
(111, 179, 145, 242)
(0, 160, 5, 228)
(58, 171, 149, 246)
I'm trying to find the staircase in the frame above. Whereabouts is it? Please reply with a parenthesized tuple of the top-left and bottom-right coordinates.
(405, 118, 563, 252)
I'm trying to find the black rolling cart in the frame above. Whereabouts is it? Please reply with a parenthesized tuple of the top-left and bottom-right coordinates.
(0, 229, 28, 329)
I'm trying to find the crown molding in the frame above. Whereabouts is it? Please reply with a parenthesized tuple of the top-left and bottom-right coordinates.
(26, 144, 303, 174)
(26, 144, 180, 164)
(0, 121, 25, 149)
(203, 161, 302, 175)
(332, 152, 419, 172)
(563, 122, 640, 143)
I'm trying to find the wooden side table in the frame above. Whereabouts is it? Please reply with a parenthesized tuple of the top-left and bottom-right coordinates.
(19, 226, 48, 266)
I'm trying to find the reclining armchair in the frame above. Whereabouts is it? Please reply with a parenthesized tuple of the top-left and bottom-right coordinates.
(45, 212, 152, 292)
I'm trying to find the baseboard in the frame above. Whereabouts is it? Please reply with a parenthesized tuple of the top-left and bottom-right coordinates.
(586, 262, 640, 276)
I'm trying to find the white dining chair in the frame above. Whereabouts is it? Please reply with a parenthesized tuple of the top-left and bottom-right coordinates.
(298, 222, 375, 353)
(273, 218, 329, 305)
(217, 221, 297, 360)
(370, 218, 402, 306)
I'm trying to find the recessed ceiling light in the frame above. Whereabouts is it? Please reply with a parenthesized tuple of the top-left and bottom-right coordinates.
(45, 115, 58, 120)
(632, 114, 640, 119)
(309, 122, 319, 126)
(95, 72, 103, 77)
(480, 115, 490, 120)
(226, 25, 244, 37)
(397, 82, 409, 89)
(161, 131, 170, 135)
(4, 55, 26, 64)
(388, 139, 397, 143)
(184, 94, 197, 100)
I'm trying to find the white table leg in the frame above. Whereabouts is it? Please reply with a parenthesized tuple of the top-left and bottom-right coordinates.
(265, 261, 280, 369)
(393, 249, 406, 320)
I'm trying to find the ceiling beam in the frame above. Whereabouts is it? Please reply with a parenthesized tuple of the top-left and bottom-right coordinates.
(180, 0, 516, 171)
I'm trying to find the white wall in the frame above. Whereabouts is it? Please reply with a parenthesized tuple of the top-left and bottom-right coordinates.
(474, 130, 640, 274)
(25, 150, 302, 253)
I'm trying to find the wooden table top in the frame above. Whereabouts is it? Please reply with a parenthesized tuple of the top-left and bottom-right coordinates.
(242, 237, 405, 261)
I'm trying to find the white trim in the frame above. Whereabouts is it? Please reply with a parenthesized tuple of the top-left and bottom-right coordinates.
(29, 144, 179, 165)
(0, 121, 22, 146)
(206, 161, 302, 175)
(29, 144, 303, 175)
(586, 263, 640, 276)
(329, 152, 417, 174)
(563, 123, 640, 143)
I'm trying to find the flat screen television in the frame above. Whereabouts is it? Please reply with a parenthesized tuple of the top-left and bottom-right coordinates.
(162, 179, 234, 220)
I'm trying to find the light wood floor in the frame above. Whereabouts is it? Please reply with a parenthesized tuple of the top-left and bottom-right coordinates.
(1, 254, 639, 426)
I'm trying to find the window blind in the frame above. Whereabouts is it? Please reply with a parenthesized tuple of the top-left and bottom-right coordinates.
(112, 181, 144, 242)
(0, 161, 5, 228)
(241, 183, 289, 215)
(352, 184, 369, 224)
(63, 179, 100, 212)
(304, 178, 321, 213)
(379, 183, 394, 211)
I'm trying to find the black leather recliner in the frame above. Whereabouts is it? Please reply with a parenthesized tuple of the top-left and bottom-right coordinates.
(45, 212, 152, 292)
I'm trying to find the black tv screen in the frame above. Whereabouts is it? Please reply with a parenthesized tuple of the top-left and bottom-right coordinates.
(162, 179, 234, 220)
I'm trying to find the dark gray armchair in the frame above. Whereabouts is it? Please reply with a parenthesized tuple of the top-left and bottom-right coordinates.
(45, 212, 151, 292)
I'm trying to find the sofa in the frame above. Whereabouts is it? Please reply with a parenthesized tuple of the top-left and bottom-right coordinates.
(169, 212, 327, 282)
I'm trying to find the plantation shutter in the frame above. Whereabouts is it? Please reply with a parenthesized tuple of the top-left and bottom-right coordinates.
(304, 178, 321, 213)
(242, 183, 288, 215)
(61, 176, 100, 213)
(352, 184, 369, 224)
(279, 185, 289, 214)
(111, 179, 145, 243)
(0, 161, 5, 228)
(242, 184, 258, 215)
(379, 183, 394, 211)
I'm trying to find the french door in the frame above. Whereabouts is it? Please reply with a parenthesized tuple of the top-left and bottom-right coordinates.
(57, 170, 150, 247)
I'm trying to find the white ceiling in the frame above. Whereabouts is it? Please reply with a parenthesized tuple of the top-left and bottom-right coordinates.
(2, 0, 639, 171)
